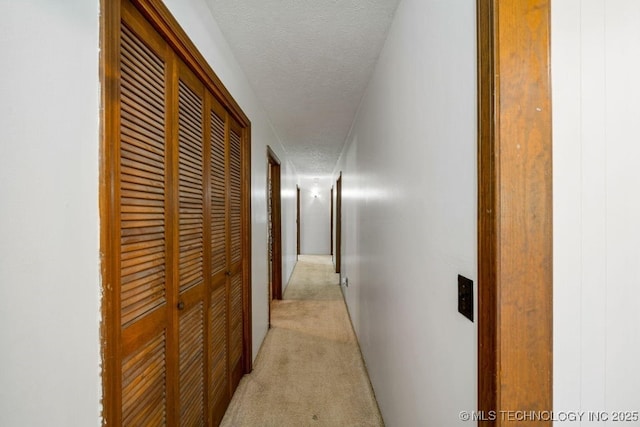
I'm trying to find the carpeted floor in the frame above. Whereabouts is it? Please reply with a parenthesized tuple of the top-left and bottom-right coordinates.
(220, 255, 384, 427)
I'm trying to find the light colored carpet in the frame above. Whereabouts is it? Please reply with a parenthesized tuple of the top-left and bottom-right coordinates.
(282, 255, 343, 301)
(220, 255, 384, 427)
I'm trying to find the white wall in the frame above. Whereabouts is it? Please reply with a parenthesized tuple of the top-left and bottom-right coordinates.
(553, 0, 640, 421)
(0, 1, 101, 425)
(299, 176, 332, 255)
(334, 0, 477, 425)
(164, 0, 298, 361)
(280, 160, 299, 292)
(337, 137, 361, 327)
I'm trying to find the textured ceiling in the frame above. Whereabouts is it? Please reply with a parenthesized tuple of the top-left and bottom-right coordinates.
(204, 0, 401, 175)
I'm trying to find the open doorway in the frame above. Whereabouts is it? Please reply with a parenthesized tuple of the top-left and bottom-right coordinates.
(267, 147, 283, 323)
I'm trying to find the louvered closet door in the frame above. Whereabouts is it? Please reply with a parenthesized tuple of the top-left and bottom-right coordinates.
(228, 118, 245, 389)
(118, 4, 171, 425)
(108, 1, 250, 425)
(175, 60, 208, 426)
(208, 98, 230, 425)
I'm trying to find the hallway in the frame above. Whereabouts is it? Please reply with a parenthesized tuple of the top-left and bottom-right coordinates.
(4, 1, 640, 425)
(221, 256, 383, 426)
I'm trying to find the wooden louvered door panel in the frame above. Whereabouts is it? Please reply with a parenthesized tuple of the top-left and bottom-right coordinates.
(208, 98, 230, 425)
(228, 119, 245, 390)
(104, 1, 251, 425)
(118, 3, 171, 425)
(175, 61, 208, 426)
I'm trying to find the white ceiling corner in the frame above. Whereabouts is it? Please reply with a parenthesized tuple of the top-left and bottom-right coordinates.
(203, 0, 401, 175)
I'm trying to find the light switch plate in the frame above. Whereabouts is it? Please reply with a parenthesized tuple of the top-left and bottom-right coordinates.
(458, 275, 474, 322)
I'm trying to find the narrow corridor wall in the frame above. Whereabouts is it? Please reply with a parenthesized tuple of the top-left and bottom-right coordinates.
(0, 1, 101, 425)
(333, 0, 477, 425)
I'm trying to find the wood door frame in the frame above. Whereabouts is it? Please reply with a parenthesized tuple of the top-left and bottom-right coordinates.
(335, 173, 342, 274)
(100, 0, 253, 423)
(296, 185, 301, 258)
(477, 1, 553, 424)
(267, 146, 282, 301)
(330, 186, 334, 256)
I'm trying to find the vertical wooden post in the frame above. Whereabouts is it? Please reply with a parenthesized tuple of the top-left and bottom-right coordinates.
(335, 173, 342, 274)
(296, 186, 301, 258)
(477, 1, 553, 425)
(267, 146, 282, 300)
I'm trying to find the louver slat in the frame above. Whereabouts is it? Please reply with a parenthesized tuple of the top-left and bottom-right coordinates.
(122, 332, 167, 426)
(209, 285, 228, 414)
(210, 109, 226, 277)
(178, 80, 204, 293)
(120, 23, 166, 328)
(229, 274, 243, 367)
(229, 128, 242, 264)
(179, 303, 205, 426)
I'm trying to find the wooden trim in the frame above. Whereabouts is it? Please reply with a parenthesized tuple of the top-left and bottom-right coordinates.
(242, 124, 253, 374)
(99, 0, 120, 423)
(296, 185, 301, 258)
(477, 1, 553, 425)
(130, 0, 249, 128)
(330, 186, 334, 256)
(267, 146, 282, 300)
(201, 87, 213, 425)
(266, 145, 281, 165)
(477, 0, 497, 419)
(335, 173, 342, 274)
(166, 35, 179, 427)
